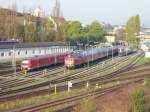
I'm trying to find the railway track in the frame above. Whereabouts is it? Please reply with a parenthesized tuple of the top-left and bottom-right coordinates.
(0, 52, 142, 102)
(0, 65, 65, 90)
(0, 55, 123, 91)
(8, 72, 145, 112)
(0, 64, 20, 76)
(0, 56, 128, 100)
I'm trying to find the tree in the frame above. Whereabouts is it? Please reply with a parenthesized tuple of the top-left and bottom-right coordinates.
(64, 21, 83, 42)
(42, 18, 56, 41)
(88, 20, 104, 42)
(64, 20, 105, 44)
(0, 8, 7, 39)
(135, 15, 140, 34)
(24, 22, 36, 42)
(125, 15, 140, 47)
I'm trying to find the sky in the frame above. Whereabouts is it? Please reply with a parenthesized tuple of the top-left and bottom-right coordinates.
(0, 0, 149, 27)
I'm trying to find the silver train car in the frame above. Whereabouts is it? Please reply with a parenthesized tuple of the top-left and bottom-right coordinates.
(118, 46, 133, 56)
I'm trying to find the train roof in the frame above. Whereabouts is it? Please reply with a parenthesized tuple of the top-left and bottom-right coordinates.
(0, 42, 68, 49)
(23, 52, 68, 60)
(87, 46, 118, 54)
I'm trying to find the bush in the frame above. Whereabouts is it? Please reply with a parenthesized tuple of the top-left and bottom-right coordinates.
(143, 77, 150, 87)
(131, 89, 148, 112)
(74, 98, 97, 112)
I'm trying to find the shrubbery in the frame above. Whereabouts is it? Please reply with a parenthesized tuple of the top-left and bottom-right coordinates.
(74, 98, 97, 112)
(131, 89, 148, 112)
(143, 77, 150, 87)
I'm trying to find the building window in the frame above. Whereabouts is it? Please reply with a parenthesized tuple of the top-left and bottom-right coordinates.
(1, 53, 4, 57)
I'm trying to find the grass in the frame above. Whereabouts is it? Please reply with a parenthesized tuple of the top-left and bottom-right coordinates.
(0, 55, 138, 111)
(143, 77, 150, 87)
(0, 79, 123, 112)
(0, 88, 89, 111)
(137, 56, 150, 65)
(74, 98, 97, 112)
(131, 89, 148, 112)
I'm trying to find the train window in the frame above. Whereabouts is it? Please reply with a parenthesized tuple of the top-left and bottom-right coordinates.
(39, 49, 41, 54)
(9, 52, 11, 56)
(32, 50, 35, 54)
(1, 53, 4, 57)
(25, 50, 28, 55)
(18, 51, 20, 55)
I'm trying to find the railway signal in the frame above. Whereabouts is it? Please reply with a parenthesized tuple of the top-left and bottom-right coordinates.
(43, 69, 47, 76)
(96, 84, 99, 89)
(68, 81, 72, 92)
(24, 70, 27, 75)
(50, 83, 57, 94)
(11, 45, 16, 76)
(86, 82, 89, 89)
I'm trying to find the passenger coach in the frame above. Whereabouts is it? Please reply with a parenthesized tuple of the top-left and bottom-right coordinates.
(65, 46, 119, 69)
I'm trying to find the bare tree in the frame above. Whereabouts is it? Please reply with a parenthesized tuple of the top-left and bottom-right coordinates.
(0, 7, 7, 39)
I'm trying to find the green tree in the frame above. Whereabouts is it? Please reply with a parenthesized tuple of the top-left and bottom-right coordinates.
(0, 8, 7, 39)
(135, 15, 140, 34)
(88, 20, 104, 42)
(42, 18, 55, 41)
(64, 21, 83, 42)
(64, 20, 105, 44)
(24, 22, 36, 42)
(125, 15, 140, 47)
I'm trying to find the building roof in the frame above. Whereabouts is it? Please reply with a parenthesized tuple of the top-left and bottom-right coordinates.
(0, 42, 67, 49)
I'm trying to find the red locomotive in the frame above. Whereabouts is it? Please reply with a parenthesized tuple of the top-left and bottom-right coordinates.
(21, 53, 68, 71)
(64, 46, 118, 69)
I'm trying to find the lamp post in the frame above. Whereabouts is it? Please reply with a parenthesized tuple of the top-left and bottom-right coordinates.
(111, 45, 113, 61)
(11, 45, 16, 76)
(87, 35, 89, 69)
(90, 45, 93, 62)
(107, 47, 109, 58)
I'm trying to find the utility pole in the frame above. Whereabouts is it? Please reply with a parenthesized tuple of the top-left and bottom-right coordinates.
(87, 35, 90, 71)
(112, 45, 113, 61)
(12, 45, 16, 76)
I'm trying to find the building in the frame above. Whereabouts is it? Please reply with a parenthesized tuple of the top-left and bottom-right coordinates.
(33, 7, 43, 17)
(0, 42, 74, 62)
(105, 26, 124, 43)
(105, 32, 116, 43)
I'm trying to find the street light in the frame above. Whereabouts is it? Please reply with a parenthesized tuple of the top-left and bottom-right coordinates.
(11, 45, 16, 76)
(90, 45, 93, 62)
(111, 45, 113, 61)
(85, 34, 90, 73)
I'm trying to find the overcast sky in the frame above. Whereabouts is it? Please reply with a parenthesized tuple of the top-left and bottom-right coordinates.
(0, 0, 149, 27)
